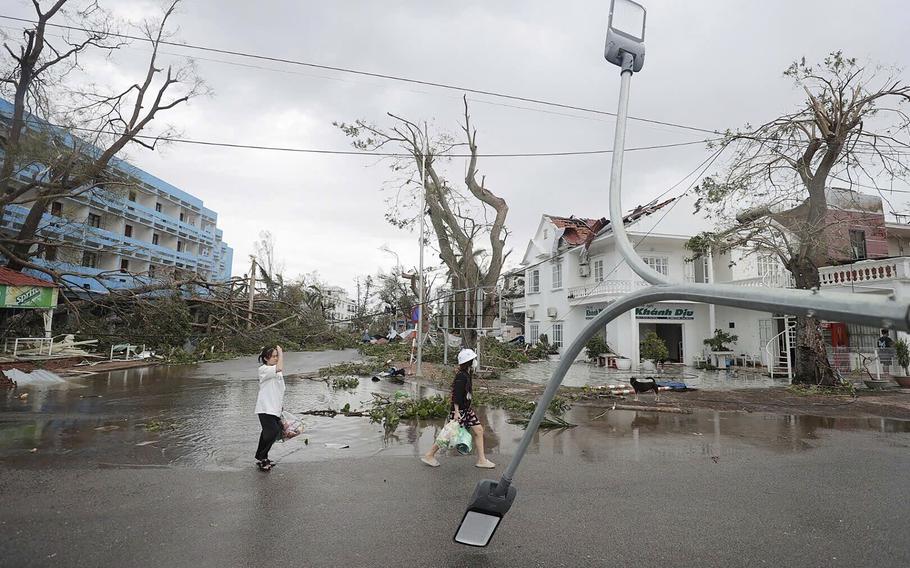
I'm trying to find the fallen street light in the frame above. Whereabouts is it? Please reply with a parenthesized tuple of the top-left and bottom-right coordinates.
(454, 0, 910, 547)
(453, 479, 517, 547)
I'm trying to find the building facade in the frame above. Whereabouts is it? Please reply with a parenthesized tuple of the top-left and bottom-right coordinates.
(515, 191, 909, 375)
(0, 100, 233, 292)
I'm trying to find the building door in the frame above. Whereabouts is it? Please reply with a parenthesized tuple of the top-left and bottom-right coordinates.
(640, 323, 683, 362)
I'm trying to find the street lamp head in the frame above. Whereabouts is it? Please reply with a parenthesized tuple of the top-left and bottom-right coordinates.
(454, 479, 517, 547)
(604, 0, 646, 72)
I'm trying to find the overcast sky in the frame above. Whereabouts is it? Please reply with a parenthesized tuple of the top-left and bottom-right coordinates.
(5, 0, 909, 294)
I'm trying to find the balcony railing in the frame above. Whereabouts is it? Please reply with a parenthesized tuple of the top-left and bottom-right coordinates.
(567, 280, 649, 303)
(819, 257, 910, 287)
(727, 272, 795, 289)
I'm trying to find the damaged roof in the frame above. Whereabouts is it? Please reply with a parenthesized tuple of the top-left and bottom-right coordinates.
(546, 197, 677, 248)
(544, 215, 608, 246)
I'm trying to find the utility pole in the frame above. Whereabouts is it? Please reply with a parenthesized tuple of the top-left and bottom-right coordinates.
(247, 255, 257, 330)
(416, 122, 428, 376)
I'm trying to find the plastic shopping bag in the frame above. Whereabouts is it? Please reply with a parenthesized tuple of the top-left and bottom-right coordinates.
(435, 419, 461, 448)
(454, 426, 473, 455)
(280, 411, 304, 441)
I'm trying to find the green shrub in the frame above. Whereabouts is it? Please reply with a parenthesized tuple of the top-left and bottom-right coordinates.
(640, 331, 669, 362)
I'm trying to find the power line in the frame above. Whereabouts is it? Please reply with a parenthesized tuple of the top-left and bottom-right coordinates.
(0, 14, 721, 137)
(16, 117, 715, 158)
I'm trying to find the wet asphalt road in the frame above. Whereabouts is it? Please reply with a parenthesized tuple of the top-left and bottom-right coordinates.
(2, 351, 910, 567)
(3, 425, 909, 567)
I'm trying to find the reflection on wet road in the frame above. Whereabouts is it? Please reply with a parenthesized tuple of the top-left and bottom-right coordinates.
(2, 350, 908, 470)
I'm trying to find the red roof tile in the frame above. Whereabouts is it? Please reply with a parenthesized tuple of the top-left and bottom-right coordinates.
(547, 197, 677, 248)
(0, 267, 57, 288)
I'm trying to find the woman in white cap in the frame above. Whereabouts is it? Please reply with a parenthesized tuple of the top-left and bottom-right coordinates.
(421, 348, 496, 468)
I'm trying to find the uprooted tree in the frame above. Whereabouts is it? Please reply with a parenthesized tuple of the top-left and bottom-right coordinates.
(691, 52, 910, 385)
(335, 98, 510, 347)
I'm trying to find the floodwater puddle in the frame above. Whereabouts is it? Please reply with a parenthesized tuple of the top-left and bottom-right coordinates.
(2, 351, 908, 470)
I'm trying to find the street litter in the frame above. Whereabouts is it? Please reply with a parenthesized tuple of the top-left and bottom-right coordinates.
(3, 369, 66, 387)
(324, 443, 350, 449)
(280, 411, 304, 441)
(135, 441, 157, 447)
(94, 425, 120, 431)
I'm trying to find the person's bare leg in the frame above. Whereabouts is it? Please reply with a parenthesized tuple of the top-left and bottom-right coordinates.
(421, 442, 441, 466)
(472, 424, 495, 468)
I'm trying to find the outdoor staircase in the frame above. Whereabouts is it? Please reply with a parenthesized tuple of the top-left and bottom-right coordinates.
(765, 318, 796, 381)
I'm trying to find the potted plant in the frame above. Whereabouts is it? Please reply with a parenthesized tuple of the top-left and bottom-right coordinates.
(703, 329, 738, 368)
(585, 335, 612, 362)
(640, 331, 669, 372)
(895, 338, 910, 388)
(703, 329, 738, 352)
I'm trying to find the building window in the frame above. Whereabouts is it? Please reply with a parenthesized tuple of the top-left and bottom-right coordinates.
(148, 264, 156, 277)
(179, 212, 185, 222)
(44, 245, 57, 261)
(120, 259, 129, 273)
(152, 233, 159, 245)
(849, 229, 867, 260)
(757, 254, 780, 277)
(543, 229, 549, 240)
(50, 202, 63, 217)
(124, 224, 133, 238)
(87, 213, 101, 228)
(155, 203, 162, 213)
(128, 191, 136, 202)
(528, 269, 540, 294)
(551, 259, 563, 290)
(529, 322, 539, 344)
(177, 240, 183, 252)
(846, 323, 880, 351)
(642, 255, 669, 276)
(593, 259, 604, 282)
(82, 252, 97, 268)
(552, 323, 564, 348)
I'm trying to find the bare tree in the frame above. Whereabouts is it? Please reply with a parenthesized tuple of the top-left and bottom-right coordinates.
(692, 52, 910, 385)
(335, 98, 510, 346)
(253, 230, 285, 298)
(0, 0, 206, 274)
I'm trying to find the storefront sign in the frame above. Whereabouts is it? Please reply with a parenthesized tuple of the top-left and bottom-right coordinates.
(584, 307, 604, 320)
(0, 285, 58, 309)
(635, 305, 695, 320)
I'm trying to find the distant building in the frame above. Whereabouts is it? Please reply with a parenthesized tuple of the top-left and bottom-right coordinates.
(323, 286, 356, 327)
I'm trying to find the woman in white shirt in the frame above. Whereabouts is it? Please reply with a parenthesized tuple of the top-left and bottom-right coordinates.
(254, 345, 285, 471)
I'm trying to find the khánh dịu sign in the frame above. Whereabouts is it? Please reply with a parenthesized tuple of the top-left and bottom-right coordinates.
(0, 285, 58, 309)
(635, 305, 695, 320)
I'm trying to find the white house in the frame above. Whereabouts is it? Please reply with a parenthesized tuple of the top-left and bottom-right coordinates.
(515, 191, 910, 376)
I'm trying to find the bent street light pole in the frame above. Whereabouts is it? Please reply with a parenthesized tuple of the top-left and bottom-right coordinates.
(455, 0, 910, 547)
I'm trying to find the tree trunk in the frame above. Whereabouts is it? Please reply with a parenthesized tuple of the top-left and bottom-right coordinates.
(790, 258, 836, 385)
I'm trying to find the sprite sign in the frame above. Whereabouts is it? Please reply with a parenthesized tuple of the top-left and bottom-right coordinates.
(0, 285, 58, 309)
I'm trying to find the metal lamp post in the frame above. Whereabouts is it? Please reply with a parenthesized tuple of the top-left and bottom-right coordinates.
(454, 0, 910, 547)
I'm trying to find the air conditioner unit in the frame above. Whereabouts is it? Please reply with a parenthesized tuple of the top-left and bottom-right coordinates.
(579, 264, 591, 277)
(526, 310, 535, 319)
(547, 307, 558, 318)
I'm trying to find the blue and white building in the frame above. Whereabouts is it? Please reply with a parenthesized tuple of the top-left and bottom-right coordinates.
(0, 99, 233, 292)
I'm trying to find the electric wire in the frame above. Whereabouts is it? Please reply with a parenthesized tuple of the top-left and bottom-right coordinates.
(0, 14, 721, 136)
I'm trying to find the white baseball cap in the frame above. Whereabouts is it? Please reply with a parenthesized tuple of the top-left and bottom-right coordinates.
(457, 348, 478, 365)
